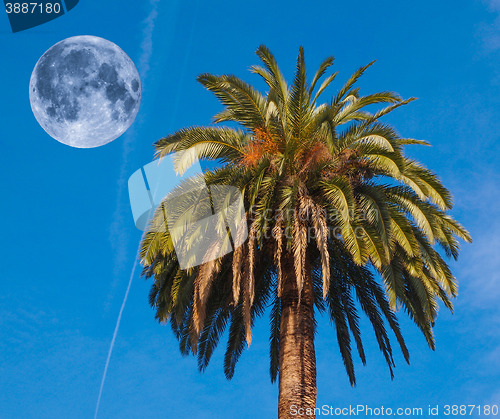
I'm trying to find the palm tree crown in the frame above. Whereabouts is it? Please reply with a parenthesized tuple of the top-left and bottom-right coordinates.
(140, 45, 471, 394)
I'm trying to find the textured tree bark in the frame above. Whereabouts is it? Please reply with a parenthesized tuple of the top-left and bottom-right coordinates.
(278, 254, 317, 418)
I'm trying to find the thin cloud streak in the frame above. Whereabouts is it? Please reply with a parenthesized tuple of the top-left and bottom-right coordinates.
(96, 1, 161, 417)
(451, 173, 500, 307)
(108, 0, 160, 291)
(94, 256, 139, 419)
(479, 0, 500, 51)
(138, 0, 160, 81)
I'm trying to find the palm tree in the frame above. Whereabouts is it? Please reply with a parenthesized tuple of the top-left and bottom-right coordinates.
(140, 46, 471, 418)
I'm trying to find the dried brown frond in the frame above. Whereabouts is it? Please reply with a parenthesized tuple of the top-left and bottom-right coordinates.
(243, 267, 252, 346)
(293, 200, 308, 304)
(232, 244, 244, 305)
(312, 203, 331, 298)
(191, 242, 223, 349)
(231, 218, 249, 305)
(273, 217, 284, 297)
(247, 221, 257, 306)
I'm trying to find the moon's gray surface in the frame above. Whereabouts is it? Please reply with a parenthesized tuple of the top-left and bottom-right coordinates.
(29, 36, 141, 148)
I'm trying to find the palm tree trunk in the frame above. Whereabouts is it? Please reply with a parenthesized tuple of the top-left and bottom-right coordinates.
(278, 253, 317, 418)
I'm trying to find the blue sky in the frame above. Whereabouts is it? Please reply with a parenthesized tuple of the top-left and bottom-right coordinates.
(0, 0, 499, 417)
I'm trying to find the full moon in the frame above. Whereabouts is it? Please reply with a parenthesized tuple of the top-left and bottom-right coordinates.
(29, 35, 141, 148)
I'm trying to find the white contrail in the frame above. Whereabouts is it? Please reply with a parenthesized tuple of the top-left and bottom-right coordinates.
(108, 0, 160, 284)
(94, 0, 201, 416)
(93, 253, 139, 419)
(94, 1, 160, 417)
